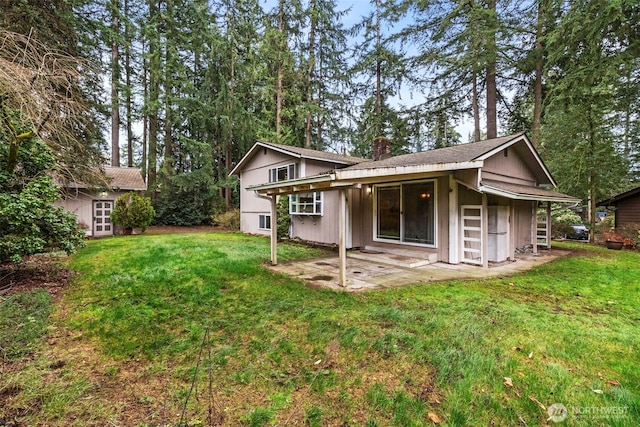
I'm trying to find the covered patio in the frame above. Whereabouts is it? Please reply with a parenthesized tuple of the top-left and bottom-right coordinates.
(269, 248, 568, 292)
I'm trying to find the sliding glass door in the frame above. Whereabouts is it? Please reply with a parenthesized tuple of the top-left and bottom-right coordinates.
(375, 181, 435, 246)
(376, 186, 401, 240)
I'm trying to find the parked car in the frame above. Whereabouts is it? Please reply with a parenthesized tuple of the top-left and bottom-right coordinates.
(568, 225, 589, 240)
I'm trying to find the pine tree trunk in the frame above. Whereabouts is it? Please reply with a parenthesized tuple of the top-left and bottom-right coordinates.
(142, 37, 148, 183)
(163, 0, 173, 187)
(111, 0, 120, 167)
(225, 12, 235, 210)
(532, 0, 544, 147)
(275, 0, 284, 141)
(587, 106, 596, 244)
(304, 0, 316, 148)
(485, 0, 497, 140)
(375, 0, 382, 137)
(147, 0, 159, 196)
(124, 0, 133, 167)
(472, 71, 481, 142)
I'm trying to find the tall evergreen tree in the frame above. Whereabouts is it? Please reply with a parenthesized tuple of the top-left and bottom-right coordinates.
(350, 0, 408, 155)
(541, 0, 633, 241)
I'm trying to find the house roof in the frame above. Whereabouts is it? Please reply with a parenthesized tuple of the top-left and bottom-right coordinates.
(246, 133, 577, 203)
(480, 180, 580, 202)
(343, 133, 520, 171)
(597, 185, 640, 206)
(229, 141, 367, 176)
(58, 166, 147, 191)
(104, 166, 147, 190)
(336, 133, 556, 186)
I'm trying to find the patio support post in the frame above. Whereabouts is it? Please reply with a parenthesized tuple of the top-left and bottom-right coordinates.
(270, 195, 278, 265)
(338, 188, 347, 287)
(482, 193, 489, 268)
(449, 174, 459, 264)
(546, 201, 552, 249)
(532, 202, 538, 254)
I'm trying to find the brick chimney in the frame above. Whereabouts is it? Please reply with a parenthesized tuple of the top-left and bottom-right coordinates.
(372, 136, 391, 161)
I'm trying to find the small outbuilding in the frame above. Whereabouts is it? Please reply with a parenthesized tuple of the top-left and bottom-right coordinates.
(55, 166, 146, 237)
(597, 186, 640, 229)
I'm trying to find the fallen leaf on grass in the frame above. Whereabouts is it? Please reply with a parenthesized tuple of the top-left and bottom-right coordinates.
(427, 412, 441, 424)
(314, 359, 322, 365)
(607, 379, 621, 386)
(504, 377, 513, 387)
(592, 389, 604, 394)
(529, 395, 546, 410)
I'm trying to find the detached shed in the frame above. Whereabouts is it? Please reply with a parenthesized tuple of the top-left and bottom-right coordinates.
(597, 186, 640, 228)
(55, 166, 146, 237)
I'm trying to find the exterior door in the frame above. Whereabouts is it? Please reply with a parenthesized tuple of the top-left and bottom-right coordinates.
(375, 181, 436, 246)
(93, 200, 114, 236)
(376, 186, 401, 240)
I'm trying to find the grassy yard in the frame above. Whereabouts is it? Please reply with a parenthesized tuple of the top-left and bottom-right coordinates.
(1, 233, 639, 426)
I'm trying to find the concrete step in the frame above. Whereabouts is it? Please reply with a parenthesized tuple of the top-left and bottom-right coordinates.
(348, 246, 438, 268)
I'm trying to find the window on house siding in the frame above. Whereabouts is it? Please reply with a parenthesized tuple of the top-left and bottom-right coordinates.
(290, 192, 323, 215)
(259, 214, 271, 230)
(269, 164, 296, 182)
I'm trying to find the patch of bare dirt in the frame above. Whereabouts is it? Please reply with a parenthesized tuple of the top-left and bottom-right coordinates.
(0, 257, 76, 299)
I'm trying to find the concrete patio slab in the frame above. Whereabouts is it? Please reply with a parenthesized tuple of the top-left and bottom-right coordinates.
(268, 249, 568, 292)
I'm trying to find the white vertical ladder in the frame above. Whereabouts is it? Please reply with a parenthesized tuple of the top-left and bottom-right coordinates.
(537, 211, 549, 247)
(461, 205, 483, 265)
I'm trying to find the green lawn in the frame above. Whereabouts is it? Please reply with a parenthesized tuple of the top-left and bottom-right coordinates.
(1, 233, 639, 426)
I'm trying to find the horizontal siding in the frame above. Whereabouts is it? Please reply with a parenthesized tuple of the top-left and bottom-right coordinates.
(55, 190, 125, 236)
(483, 143, 538, 184)
(616, 197, 640, 227)
(482, 170, 535, 186)
(512, 200, 534, 249)
(290, 191, 339, 245)
(454, 169, 478, 188)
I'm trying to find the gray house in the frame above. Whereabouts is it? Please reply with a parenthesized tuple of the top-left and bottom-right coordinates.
(231, 133, 578, 286)
(55, 166, 147, 237)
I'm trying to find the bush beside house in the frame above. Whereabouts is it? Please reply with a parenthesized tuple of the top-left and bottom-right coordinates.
(110, 192, 155, 234)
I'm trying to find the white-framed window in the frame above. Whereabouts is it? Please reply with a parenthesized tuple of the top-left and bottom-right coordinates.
(290, 192, 323, 215)
(269, 164, 296, 182)
(259, 214, 271, 230)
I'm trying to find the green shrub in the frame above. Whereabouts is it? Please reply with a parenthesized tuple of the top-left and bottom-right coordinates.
(212, 209, 240, 230)
(111, 192, 155, 232)
(550, 207, 583, 238)
(153, 171, 217, 226)
(0, 129, 85, 263)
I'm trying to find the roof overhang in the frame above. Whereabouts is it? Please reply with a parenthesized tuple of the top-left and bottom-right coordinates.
(597, 186, 640, 207)
(247, 173, 358, 196)
(480, 180, 580, 203)
(229, 141, 360, 176)
(335, 161, 483, 181)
